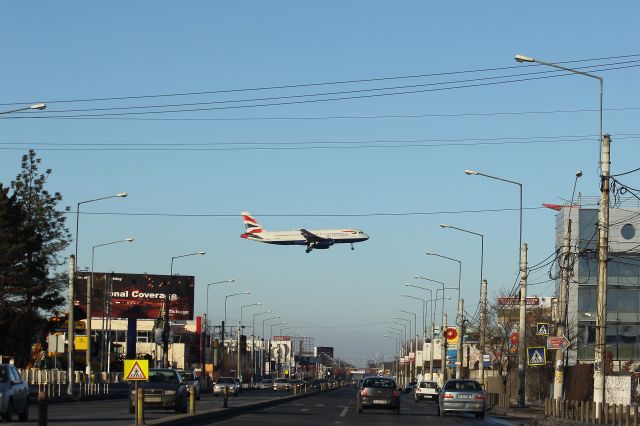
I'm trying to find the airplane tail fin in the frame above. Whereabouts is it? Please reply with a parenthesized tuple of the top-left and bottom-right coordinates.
(240, 211, 264, 239)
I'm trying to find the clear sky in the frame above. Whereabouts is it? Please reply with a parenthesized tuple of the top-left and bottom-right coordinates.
(2, 1, 640, 367)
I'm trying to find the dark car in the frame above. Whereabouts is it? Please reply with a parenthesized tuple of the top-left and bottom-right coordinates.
(437, 379, 486, 419)
(129, 368, 188, 413)
(404, 380, 417, 393)
(0, 364, 29, 422)
(356, 376, 400, 415)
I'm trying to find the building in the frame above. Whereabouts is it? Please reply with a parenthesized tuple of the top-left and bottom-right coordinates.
(557, 203, 640, 369)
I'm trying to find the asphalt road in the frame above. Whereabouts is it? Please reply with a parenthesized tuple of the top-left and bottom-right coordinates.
(2, 389, 295, 425)
(209, 387, 529, 426)
(3, 387, 529, 425)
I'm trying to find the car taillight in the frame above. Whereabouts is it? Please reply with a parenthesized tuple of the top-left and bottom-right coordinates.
(360, 388, 367, 396)
(475, 393, 486, 400)
(392, 390, 400, 398)
(443, 393, 455, 399)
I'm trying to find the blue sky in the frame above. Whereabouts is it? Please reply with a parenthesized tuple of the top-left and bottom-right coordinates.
(2, 1, 640, 366)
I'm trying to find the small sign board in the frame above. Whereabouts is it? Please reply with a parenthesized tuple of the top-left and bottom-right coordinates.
(536, 323, 550, 336)
(482, 354, 491, 368)
(124, 359, 149, 381)
(547, 336, 570, 351)
(527, 346, 546, 366)
(74, 336, 88, 351)
(446, 349, 458, 368)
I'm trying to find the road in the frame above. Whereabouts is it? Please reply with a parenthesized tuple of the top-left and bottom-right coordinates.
(209, 387, 528, 426)
(3, 389, 293, 425)
(4, 387, 528, 425)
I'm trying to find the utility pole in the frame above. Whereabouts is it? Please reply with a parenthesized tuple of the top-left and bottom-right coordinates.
(517, 243, 528, 407)
(162, 282, 170, 368)
(479, 279, 488, 386)
(67, 255, 75, 396)
(429, 323, 435, 380)
(553, 215, 572, 400)
(442, 313, 448, 384)
(456, 298, 464, 379)
(86, 274, 92, 382)
(237, 323, 241, 382)
(594, 134, 611, 419)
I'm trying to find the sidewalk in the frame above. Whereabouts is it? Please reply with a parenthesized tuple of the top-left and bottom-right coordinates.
(489, 404, 546, 425)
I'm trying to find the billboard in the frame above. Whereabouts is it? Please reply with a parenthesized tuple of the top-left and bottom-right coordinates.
(74, 272, 195, 320)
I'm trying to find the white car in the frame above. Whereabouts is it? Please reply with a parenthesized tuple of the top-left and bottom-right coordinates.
(414, 380, 440, 401)
(213, 377, 239, 396)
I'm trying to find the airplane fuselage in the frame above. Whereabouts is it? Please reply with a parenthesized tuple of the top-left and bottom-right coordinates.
(243, 229, 368, 247)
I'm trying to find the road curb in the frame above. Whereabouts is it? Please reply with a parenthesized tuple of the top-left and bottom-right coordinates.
(145, 388, 337, 425)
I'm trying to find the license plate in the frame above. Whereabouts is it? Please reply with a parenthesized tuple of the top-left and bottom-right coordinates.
(373, 399, 388, 404)
(146, 396, 162, 402)
(458, 394, 473, 399)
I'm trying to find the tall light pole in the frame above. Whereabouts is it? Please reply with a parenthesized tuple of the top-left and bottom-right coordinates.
(206, 279, 236, 331)
(0, 103, 46, 115)
(383, 335, 399, 377)
(262, 316, 280, 376)
(164, 251, 205, 368)
(252, 310, 272, 382)
(90, 237, 134, 377)
(401, 294, 427, 341)
(69, 192, 127, 396)
(440, 225, 484, 381)
(465, 169, 525, 402)
(222, 292, 250, 364)
(270, 321, 286, 377)
(515, 53, 607, 416)
(240, 302, 262, 324)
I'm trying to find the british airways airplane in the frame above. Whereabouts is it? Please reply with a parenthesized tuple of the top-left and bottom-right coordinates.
(240, 212, 369, 253)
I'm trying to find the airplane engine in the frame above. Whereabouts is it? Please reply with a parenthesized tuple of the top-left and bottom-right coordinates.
(313, 239, 334, 249)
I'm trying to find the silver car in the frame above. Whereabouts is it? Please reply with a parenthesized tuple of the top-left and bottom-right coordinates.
(437, 379, 486, 419)
(0, 364, 29, 422)
(213, 377, 239, 396)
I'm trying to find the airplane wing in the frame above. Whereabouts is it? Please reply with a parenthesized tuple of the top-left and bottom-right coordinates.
(299, 229, 326, 243)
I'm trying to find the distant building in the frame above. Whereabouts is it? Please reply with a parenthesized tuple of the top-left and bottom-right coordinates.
(315, 346, 334, 358)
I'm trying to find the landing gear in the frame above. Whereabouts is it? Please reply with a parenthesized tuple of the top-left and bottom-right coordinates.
(351, 243, 354, 251)
(305, 246, 313, 253)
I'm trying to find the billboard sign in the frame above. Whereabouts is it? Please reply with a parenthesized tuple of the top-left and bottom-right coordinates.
(75, 272, 195, 320)
(498, 297, 540, 306)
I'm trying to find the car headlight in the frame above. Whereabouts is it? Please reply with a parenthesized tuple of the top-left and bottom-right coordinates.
(165, 390, 177, 395)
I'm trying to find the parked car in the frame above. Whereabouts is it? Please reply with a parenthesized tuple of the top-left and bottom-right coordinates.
(0, 363, 29, 422)
(437, 379, 486, 419)
(177, 370, 200, 400)
(310, 379, 323, 390)
(356, 376, 400, 415)
(258, 378, 273, 390)
(213, 377, 239, 396)
(129, 368, 188, 413)
(414, 380, 440, 401)
(273, 378, 291, 391)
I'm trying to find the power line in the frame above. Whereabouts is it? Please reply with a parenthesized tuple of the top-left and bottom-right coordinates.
(3, 133, 638, 152)
(6, 63, 640, 119)
(21, 59, 640, 115)
(62, 206, 547, 218)
(4, 53, 639, 107)
(5, 54, 640, 106)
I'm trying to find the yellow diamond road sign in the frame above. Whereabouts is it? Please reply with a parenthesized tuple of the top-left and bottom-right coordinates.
(124, 359, 149, 381)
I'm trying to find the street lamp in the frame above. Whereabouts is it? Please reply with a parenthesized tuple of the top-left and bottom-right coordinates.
(0, 103, 47, 115)
(252, 310, 272, 381)
(89, 237, 134, 376)
(240, 302, 262, 324)
(262, 316, 280, 377)
(395, 309, 417, 342)
(464, 168, 525, 402)
(164, 251, 205, 367)
(515, 53, 607, 416)
(401, 294, 428, 341)
(68, 192, 127, 396)
(206, 279, 236, 331)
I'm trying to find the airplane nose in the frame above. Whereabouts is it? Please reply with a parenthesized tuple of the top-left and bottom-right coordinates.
(362, 233, 370, 240)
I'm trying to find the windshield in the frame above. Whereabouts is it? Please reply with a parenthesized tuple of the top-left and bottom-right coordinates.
(149, 370, 179, 383)
(0, 366, 8, 383)
(274, 378, 289, 383)
(217, 377, 235, 384)
(420, 382, 437, 389)
(179, 372, 192, 380)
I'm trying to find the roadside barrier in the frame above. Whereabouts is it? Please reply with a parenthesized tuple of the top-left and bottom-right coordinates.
(544, 397, 639, 425)
(189, 386, 196, 415)
(38, 389, 48, 426)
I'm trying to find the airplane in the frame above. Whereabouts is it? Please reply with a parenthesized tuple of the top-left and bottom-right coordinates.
(240, 211, 369, 253)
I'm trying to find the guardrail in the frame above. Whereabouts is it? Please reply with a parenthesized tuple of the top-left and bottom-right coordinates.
(544, 397, 639, 425)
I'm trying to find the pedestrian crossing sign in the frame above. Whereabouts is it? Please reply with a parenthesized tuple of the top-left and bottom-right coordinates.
(536, 322, 550, 336)
(124, 359, 149, 381)
(527, 346, 546, 366)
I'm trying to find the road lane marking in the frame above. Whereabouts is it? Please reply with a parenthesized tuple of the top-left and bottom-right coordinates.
(339, 406, 349, 417)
